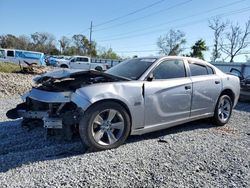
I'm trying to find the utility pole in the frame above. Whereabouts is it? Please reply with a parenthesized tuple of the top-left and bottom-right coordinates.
(89, 21, 93, 59)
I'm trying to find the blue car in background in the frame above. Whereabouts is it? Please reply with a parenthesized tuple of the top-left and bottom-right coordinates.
(45, 55, 71, 66)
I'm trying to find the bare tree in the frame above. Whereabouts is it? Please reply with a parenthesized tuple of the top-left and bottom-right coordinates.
(157, 29, 186, 55)
(31, 32, 48, 46)
(59, 36, 70, 53)
(209, 17, 227, 62)
(221, 20, 250, 62)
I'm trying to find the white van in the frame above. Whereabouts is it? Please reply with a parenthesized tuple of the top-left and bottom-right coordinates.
(0, 48, 46, 66)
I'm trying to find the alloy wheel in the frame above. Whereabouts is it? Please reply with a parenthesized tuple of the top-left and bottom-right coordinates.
(91, 109, 125, 146)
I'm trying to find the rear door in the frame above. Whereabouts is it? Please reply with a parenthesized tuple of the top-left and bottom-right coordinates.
(144, 59, 192, 127)
(188, 62, 222, 117)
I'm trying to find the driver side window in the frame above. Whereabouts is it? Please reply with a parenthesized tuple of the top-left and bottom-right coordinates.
(153, 59, 186, 80)
(70, 58, 76, 62)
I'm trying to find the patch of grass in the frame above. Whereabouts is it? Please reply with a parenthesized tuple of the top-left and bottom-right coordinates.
(0, 62, 22, 73)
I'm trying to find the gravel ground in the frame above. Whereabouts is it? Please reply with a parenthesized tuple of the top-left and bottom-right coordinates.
(0, 73, 33, 98)
(0, 67, 57, 98)
(0, 98, 249, 187)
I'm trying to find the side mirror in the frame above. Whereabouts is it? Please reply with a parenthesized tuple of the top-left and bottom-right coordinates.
(147, 73, 154, 81)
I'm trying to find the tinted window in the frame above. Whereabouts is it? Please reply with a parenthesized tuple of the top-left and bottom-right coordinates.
(106, 58, 157, 80)
(7, 50, 14, 57)
(153, 60, 186, 80)
(79, 58, 89, 62)
(207, 66, 214, 74)
(189, 63, 208, 76)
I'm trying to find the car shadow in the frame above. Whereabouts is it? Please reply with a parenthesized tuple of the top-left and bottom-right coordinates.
(0, 118, 215, 172)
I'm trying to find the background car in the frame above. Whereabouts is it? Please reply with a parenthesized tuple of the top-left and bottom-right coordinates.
(230, 68, 250, 100)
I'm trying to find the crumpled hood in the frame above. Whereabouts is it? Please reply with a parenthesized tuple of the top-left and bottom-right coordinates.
(33, 69, 87, 83)
(34, 69, 123, 85)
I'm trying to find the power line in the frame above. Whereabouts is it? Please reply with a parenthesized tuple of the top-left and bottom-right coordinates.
(94, 0, 193, 32)
(93, 0, 166, 27)
(96, 0, 247, 37)
(115, 34, 214, 49)
(96, 6, 250, 42)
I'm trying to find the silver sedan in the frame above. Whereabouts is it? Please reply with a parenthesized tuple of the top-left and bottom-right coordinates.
(7, 56, 240, 151)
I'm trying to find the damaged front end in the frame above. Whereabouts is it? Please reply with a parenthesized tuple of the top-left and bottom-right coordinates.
(6, 69, 127, 138)
(6, 88, 80, 139)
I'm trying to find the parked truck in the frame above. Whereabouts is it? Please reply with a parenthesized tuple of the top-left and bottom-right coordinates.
(56, 56, 108, 71)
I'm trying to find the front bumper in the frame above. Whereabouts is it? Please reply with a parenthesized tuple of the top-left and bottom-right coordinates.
(6, 101, 64, 129)
(6, 88, 76, 129)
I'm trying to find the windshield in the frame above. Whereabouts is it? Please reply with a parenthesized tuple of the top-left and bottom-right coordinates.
(106, 58, 157, 80)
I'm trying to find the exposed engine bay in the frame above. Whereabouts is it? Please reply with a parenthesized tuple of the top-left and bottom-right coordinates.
(6, 69, 129, 139)
(34, 69, 128, 92)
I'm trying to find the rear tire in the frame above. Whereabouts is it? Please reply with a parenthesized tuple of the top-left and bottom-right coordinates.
(95, 66, 103, 71)
(60, 64, 68, 68)
(212, 95, 233, 126)
(79, 101, 131, 151)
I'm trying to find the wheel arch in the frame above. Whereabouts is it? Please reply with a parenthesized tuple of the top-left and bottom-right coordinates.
(84, 99, 132, 129)
(213, 88, 236, 113)
(220, 89, 235, 105)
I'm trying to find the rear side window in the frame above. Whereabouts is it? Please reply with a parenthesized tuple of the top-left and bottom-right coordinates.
(189, 63, 208, 76)
(153, 60, 186, 80)
(7, 50, 14, 57)
(79, 58, 89, 62)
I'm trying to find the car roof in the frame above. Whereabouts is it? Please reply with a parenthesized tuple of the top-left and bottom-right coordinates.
(138, 56, 209, 66)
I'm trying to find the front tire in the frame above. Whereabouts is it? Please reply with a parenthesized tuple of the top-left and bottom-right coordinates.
(79, 101, 131, 151)
(212, 95, 233, 126)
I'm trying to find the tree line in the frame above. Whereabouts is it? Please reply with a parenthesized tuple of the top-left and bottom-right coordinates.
(0, 32, 120, 59)
(157, 18, 250, 62)
(0, 17, 249, 62)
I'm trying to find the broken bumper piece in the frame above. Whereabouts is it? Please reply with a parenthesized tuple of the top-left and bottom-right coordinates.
(6, 107, 63, 129)
(43, 117, 63, 129)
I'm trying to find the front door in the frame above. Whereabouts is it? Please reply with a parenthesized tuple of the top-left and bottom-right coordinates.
(71, 57, 90, 69)
(144, 59, 192, 127)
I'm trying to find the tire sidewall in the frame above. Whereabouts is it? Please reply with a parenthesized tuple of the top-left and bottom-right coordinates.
(213, 95, 233, 126)
(79, 102, 131, 151)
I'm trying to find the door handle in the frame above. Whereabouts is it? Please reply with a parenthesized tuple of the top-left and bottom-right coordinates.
(215, 81, 220, 84)
(185, 85, 191, 90)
